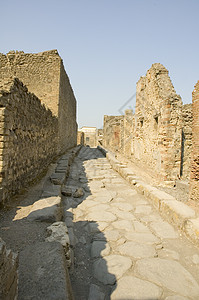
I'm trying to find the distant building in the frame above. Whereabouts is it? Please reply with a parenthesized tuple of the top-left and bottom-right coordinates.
(78, 127, 98, 147)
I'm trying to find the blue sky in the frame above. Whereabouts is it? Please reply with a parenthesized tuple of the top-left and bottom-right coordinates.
(1, 0, 199, 128)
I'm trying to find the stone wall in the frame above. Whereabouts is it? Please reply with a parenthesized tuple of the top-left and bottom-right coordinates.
(181, 104, 192, 179)
(103, 115, 124, 153)
(132, 64, 182, 183)
(103, 64, 187, 184)
(0, 50, 77, 154)
(77, 131, 84, 145)
(0, 78, 58, 204)
(0, 238, 18, 300)
(190, 81, 199, 201)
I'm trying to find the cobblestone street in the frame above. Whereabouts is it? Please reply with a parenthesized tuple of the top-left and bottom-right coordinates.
(64, 147, 199, 300)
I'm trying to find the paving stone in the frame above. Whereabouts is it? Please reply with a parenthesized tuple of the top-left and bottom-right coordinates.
(110, 202, 133, 211)
(88, 284, 105, 300)
(88, 204, 110, 212)
(73, 187, 84, 198)
(93, 255, 132, 285)
(111, 276, 163, 300)
(112, 220, 134, 231)
(140, 214, 163, 223)
(111, 209, 136, 220)
(158, 248, 180, 260)
(124, 232, 159, 244)
(91, 241, 111, 258)
(86, 211, 117, 222)
(87, 222, 108, 233)
(103, 230, 121, 241)
(134, 205, 152, 214)
(78, 200, 97, 210)
(150, 220, 179, 239)
(118, 241, 157, 258)
(133, 221, 151, 233)
(192, 254, 199, 264)
(50, 173, 65, 185)
(111, 197, 126, 203)
(135, 258, 199, 297)
(27, 196, 62, 222)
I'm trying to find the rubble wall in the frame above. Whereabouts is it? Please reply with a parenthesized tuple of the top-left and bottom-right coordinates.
(103, 115, 124, 153)
(181, 104, 192, 179)
(0, 50, 77, 154)
(0, 78, 58, 204)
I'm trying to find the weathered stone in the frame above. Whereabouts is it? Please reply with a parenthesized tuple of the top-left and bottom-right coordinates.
(111, 202, 133, 211)
(46, 222, 70, 246)
(118, 241, 156, 258)
(135, 258, 199, 297)
(111, 276, 163, 300)
(87, 222, 108, 233)
(112, 220, 134, 231)
(73, 187, 84, 198)
(50, 173, 65, 185)
(61, 187, 72, 196)
(134, 205, 152, 214)
(93, 255, 132, 285)
(27, 196, 62, 222)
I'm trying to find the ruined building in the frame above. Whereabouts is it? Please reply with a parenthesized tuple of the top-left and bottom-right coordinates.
(103, 63, 193, 185)
(190, 81, 199, 202)
(0, 50, 77, 204)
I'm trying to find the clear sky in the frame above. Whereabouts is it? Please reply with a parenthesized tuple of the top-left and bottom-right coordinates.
(1, 0, 199, 128)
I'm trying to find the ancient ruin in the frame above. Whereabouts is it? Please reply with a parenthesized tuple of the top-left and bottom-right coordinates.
(190, 81, 199, 202)
(0, 54, 199, 299)
(103, 63, 193, 186)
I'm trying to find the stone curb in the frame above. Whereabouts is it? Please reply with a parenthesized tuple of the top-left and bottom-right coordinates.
(97, 146, 199, 248)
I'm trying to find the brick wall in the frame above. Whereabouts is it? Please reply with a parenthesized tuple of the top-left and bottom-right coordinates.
(190, 81, 199, 201)
(0, 78, 58, 204)
(0, 50, 77, 154)
(0, 238, 18, 300)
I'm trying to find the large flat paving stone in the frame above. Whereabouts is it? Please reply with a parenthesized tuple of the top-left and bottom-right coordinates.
(18, 242, 72, 300)
(112, 220, 134, 231)
(111, 276, 163, 300)
(27, 196, 62, 222)
(93, 255, 132, 285)
(118, 241, 156, 258)
(135, 258, 199, 297)
(149, 220, 179, 239)
(86, 211, 117, 222)
(91, 241, 110, 258)
(124, 232, 160, 244)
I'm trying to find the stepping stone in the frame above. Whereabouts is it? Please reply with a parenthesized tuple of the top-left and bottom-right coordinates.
(111, 276, 163, 300)
(27, 196, 62, 222)
(124, 232, 159, 244)
(118, 241, 156, 258)
(135, 258, 199, 297)
(91, 241, 110, 258)
(86, 211, 116, 222)
(93, 255, 132, 285)
(150, 220, 179, 239)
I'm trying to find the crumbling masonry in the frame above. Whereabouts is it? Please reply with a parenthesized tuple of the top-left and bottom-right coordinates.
(103, 63, 193, 185)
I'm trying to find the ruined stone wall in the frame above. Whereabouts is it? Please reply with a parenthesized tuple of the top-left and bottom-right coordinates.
(0, 78, 58, 203)
(131, 64, 182, 183)
(190, 81, 199, 201)
(181, 104, 192, 179)
(0, 50, 77, 154)
(0, 238, 18, 299)
(103, 115, 124, 153)
(123, 109, 134, 158)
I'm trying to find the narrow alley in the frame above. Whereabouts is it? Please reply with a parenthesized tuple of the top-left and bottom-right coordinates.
(63, 146, 199, 300)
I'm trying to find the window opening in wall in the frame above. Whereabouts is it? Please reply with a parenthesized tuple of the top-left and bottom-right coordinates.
(155, 116, 158, 124)
(140, 120, 143, 127)
(86, 137, 90, 142)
